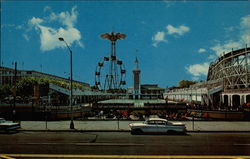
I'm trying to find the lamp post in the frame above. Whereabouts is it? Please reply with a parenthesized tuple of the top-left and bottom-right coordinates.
(13, 62, 17, 122)
(59, 37, 74, 129)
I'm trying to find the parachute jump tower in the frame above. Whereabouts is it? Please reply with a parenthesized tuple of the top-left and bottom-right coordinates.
(95, 32, 127, 92)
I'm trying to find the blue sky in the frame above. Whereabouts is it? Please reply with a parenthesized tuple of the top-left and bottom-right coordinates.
(1, 1, 250, 88)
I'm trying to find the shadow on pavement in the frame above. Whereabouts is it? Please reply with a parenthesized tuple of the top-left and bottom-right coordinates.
(0, 130, 19, 134)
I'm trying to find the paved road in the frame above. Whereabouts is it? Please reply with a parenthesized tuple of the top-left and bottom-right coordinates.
(1, 132, 250, 158)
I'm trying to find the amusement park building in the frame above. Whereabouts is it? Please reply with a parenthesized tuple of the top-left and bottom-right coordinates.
(0, 66, 90, 88)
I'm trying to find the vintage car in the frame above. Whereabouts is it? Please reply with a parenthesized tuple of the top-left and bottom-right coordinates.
(129, 118, 186, 135)
(0, 118, 21, 132)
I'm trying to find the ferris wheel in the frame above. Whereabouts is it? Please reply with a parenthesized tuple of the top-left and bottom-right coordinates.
(95, 56, 126, 90)
(94, 32, 127, 91)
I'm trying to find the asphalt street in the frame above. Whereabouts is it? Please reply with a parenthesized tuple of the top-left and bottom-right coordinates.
(1, 132, 250, 158)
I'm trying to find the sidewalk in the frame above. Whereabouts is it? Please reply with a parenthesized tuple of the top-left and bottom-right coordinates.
(19, 120, 250, 132)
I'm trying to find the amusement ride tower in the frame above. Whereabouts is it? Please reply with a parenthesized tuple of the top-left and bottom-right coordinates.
(95, 32, 126, 91)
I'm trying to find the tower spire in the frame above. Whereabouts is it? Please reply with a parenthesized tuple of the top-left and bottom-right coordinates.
(135, 57, 139, 70)
(133, 57, 141, 99)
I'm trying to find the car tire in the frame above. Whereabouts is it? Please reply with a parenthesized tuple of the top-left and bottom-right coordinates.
(131, 129, 143, 135)
(167, 130, 176, 135)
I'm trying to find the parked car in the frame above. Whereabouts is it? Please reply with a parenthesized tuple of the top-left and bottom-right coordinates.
(129, 118, 186, 135)
(0, 118, 21, 132)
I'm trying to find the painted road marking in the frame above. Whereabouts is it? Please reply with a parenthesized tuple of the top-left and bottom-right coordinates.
(23, 143, 144, 146)
(0, 155, 15, 159)
(234, 144, 250, 146)
(1, 154, 250, 159)
(75, 143, 144, 146)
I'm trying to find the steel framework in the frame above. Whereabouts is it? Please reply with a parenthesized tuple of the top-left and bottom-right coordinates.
(95, 32, 126, 91)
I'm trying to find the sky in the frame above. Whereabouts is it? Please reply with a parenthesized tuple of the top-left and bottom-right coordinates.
(1, 0, 250, 88)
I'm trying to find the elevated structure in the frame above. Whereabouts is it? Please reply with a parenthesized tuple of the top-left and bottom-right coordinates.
(0, 66, 90, 88)
(207, 47, 249, 89)
(164, 46, 250, 111)
(0, 66, 114, 105)
(95, 32, 126, 91)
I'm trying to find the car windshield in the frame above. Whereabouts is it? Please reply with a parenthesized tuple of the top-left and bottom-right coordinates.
(0, 119, 6, 123)
(144, 120, 167, 125)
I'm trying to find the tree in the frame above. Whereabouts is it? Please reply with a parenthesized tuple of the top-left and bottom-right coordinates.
(178, 80, 197, 88)
(16, 77, 39, 97)
(0, 84, 11, 100)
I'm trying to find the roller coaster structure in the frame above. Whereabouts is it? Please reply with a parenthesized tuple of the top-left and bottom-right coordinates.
(207, 46, 250, 90)
(165, 46, 250, 110)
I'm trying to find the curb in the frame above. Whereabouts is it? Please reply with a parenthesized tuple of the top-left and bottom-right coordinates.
(19, 129, 130, 132)
(18, 129, 250, 133)
(187, 131, 250, 133)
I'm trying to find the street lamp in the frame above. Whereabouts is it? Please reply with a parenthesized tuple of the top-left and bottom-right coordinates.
(59, 37, 74, 129)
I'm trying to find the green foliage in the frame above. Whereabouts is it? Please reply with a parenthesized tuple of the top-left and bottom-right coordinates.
(1, 75, 90, 100)
(0, 84, 12, 100)
(16, 76, 42, 97)
(178, 80, 197, 88)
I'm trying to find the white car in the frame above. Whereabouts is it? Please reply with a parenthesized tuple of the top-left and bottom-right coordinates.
(129, 118, 186, 135)
(0, 118, 21, 132)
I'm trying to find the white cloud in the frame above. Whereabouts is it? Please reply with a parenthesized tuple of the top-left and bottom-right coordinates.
(192, 76, 200, 81)
(16, 25, 24, 30)
(240, 14, 250, 29)
(210, 41, 241, 56)
(1, 24, 15, 28)
(152, 31, 166, 47)
(27, 6, 83, 51)
(166, 24, 190, 36)
(240, 14, 250, 45)
(44, 6, 51, 12)
(208, 54, 216, 60)
(29, 17, 44, 26)
(198, 48, 206, 53)
(23, 34, 30, 41)
(163, 1, 175, 8)
(188, 14, 249, 80)
(210, 14, 250, 57)
(152, 24, 190, 47)
(186, 62, 209, 77)
(49, 6, 77, 28)
(224, 26, 235, 33)
(38, 26, 60, 51)
(76, 41, 84, 48)
(1, 24, 23, 30)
